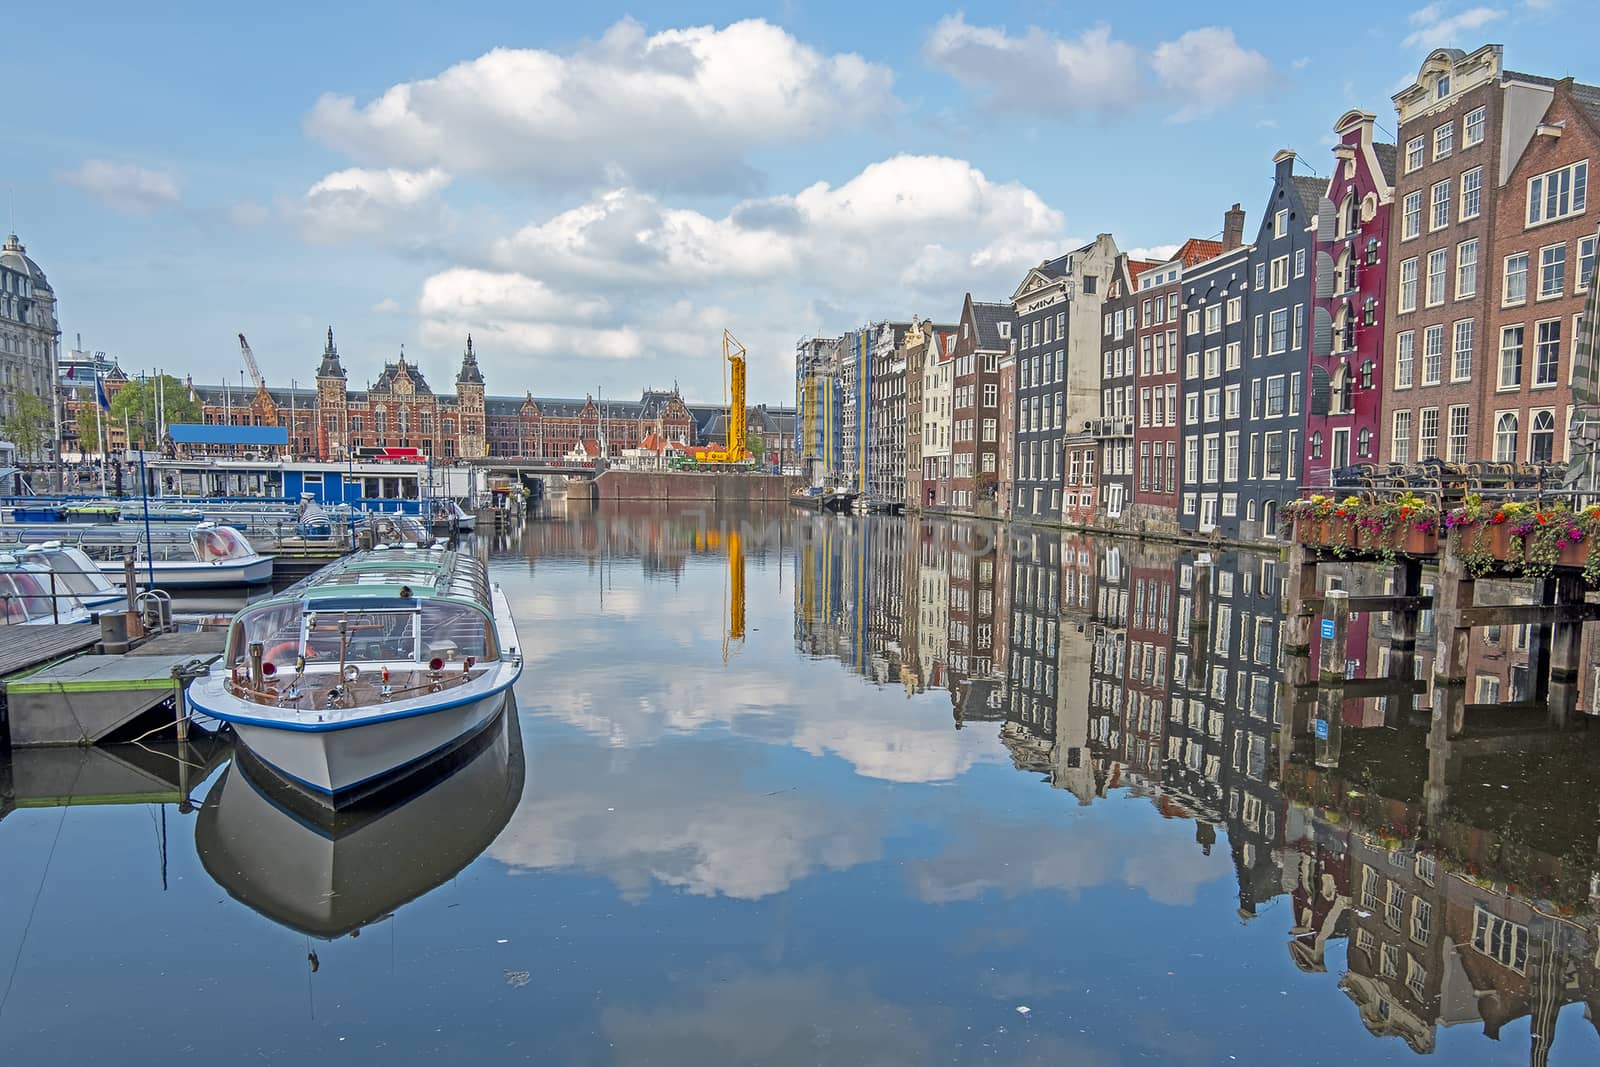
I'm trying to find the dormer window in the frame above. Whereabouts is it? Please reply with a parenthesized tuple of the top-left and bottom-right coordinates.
(1436, 73, 1450, 100)
(997, 321, 1011, 339)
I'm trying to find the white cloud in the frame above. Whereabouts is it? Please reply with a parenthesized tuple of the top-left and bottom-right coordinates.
(1150, 28, 1277, 121)
(422, 153, 1069, 397)
(295, 166, 451, 243)
(489, 740, 884, 900)
(925, 18, 1276, 123)
(922, 14, 1140, 114)
(371, 297, 401, 314)
(305, 18, 893, 193)
(57, 160, 181, 215)
(1401, 4, 1505, 49)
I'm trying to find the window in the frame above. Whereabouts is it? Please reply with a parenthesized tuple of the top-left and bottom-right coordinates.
(1456, 238, 1478, 298)
(1436, 72, 1451, 99)
(1406, 136, 1424, 172)
(1426, 249, 1447, 306)
(1528, 161, 1588, 226)
(983, 383, 997, 407)
(1292, 305, 1304, 350)
(1531, 410, 1556, 463)
(1461, 166, 1482, 220)
(1499, 326, 1524, 389)
(1204, 388, 1221, 421)
(1473, 907, 1529, 973)
(1224, 432, 1240, 480)
(1452, 320, 1473, 381)
(1464, 105, 1485, 146)
(1434, 122, 1453, 160)
(1254, 263, 1265, 290)
(1204, 347, 1221, 378)
(1204, 434, 1220, 481)
(1396, 330, 1415, 388)
(1448, 406, 1469, 462)
(1399, 258, 1418, 312)
(1252, 314, 1264, 357)
(1185, 309, 1200, 335)
(1269, 308, 1288, 354)
(1358, 427, 1372, 457)
(1270, 256, 1288, 290)
(1226, 341, 1242, 370)
(1290, 371, 1302, 416)
(1422, 324, 1444, 384)
(982, 418, 996, 442)
(1294, 248, 1306, 278)
(1392, 410, 1412, 464)
(1419, 407, 1439, 459)
(1264, 431, 1285, 477)
(1205, 304, 1222, 334)
(1581, 235, 1598, 293)
(1495, 411, 1519, 461)
(1430, 179, 1451, 230)
(1539, 243, 1566, 298)
(1225, 384, 1240, 419)
(1184, 438, 1199, 482)
(1535, 319, 1561, 385)
(1226, 296, 1242, 324)
(1274, 210, 1288, 238)
(1266, 375, 1286, 417)
(1504, 253, 1529, 305)
(1402, 190, 1422, 239)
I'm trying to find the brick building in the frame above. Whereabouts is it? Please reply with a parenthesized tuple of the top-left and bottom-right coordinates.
(1487, 77, 1599, 464)
(1131, 241, 1218, 531)
(948, 294, 1013, 514)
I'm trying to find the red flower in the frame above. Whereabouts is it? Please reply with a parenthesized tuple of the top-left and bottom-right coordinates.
(1492, 512, 1506, 524)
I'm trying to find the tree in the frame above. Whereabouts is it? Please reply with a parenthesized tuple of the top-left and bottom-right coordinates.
(2, 392, 53, 461)
(78, 375, 202, 454)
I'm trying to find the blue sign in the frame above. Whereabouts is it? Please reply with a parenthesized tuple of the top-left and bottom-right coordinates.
(1314, 719, 1330, 740)
(1320, 619, 1336, 640)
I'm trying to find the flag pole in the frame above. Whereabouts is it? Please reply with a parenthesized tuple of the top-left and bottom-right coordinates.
(96, 373, 108, 497)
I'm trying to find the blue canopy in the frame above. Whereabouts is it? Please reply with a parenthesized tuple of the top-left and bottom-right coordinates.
(168, 424, 288, 446)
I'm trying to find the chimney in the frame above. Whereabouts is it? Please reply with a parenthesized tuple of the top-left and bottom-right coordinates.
(1223, 203, 1245, 251)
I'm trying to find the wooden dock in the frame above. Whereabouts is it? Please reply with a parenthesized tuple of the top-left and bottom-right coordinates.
(0, 624, 102, 680)
(3, 650, 221, 747)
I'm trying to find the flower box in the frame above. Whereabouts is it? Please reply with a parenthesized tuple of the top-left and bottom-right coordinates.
(1558, 538, 1589, 568)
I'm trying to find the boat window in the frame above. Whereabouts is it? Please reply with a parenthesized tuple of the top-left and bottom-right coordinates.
(0, 574, 22, 624)
(420, 601, 492, 661)
(228, 600, 304, 668)
(305, 610, 419, 664)
(7, 569, 58, 621)
(193, 525, 255, 562)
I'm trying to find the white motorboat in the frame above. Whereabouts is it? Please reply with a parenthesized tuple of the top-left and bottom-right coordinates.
(195, 705, 524, 938)
(96, 523, 274, 589)
(187, 545, 522, 804)
(14, 541, 127, 610)
(0, 554, 93, 625)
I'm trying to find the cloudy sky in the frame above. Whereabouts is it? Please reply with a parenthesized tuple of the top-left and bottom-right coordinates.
(10, 1, 1593, 405)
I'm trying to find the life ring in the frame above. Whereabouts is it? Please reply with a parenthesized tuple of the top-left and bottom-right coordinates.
(264, 641, 312, 666)
(204, 531, 232, 559)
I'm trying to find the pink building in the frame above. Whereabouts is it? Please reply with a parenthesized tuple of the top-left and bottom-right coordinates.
(1306, 110, 1396, 484)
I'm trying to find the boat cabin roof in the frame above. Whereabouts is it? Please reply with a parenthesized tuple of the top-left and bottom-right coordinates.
(248, 546, 490, 618)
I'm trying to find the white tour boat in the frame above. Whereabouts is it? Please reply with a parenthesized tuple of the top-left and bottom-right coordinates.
(0, 555, 93, 625)
(14, 541, 126, 609)
(95, 523, 274, 589)
(187, 545, 522, 804)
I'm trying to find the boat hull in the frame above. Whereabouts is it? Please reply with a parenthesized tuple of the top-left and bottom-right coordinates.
(99, 555, 273, 588)
(228, 686, 511, 802)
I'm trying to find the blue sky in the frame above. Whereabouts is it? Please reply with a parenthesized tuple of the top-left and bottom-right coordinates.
(7, 0, 1596, 405)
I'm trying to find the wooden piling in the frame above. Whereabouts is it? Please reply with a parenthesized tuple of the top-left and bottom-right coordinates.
(1431, 533, 1474, 738)
(1314, 588, 1350, 769)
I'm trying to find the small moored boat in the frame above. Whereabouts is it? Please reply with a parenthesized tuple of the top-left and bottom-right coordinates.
(187, 545, 522, 804)
(0, 554, 93, 625)
(14, 541, 125, 609)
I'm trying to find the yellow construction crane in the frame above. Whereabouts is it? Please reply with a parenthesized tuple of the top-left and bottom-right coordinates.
(723, 528, 745, 663)
(696, 329, 748, 465)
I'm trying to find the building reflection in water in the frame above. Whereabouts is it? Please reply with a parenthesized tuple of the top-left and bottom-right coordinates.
(792, 514, 1600, 1065)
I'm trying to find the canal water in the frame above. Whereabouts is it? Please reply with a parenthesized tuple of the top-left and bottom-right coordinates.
(2, 503, 1598, 1065)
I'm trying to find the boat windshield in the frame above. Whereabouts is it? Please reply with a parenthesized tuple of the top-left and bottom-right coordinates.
(0, 568, 85, 623)
(193, 525, 255, 563)
(226, 597, 493, 667)
(19, 548, 112, 596)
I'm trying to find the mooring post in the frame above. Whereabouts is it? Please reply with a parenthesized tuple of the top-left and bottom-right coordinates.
(1431, 533, 1474, 738)
(1547, 572, 1585, 728)
(1529, 576, 1557, 705)
(1314, 588, 1350, 768)
(1387, 558, 1424, 725)
(124, 557, 137, 613)
(1188, 559, 1213, 689)
(1284, 539, 1319, 690)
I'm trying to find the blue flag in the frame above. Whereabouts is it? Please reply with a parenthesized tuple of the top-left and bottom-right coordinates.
(95, 375, 111, 412)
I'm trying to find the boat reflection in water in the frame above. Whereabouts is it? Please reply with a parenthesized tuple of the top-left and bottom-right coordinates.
(195, 702, 524, 939)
